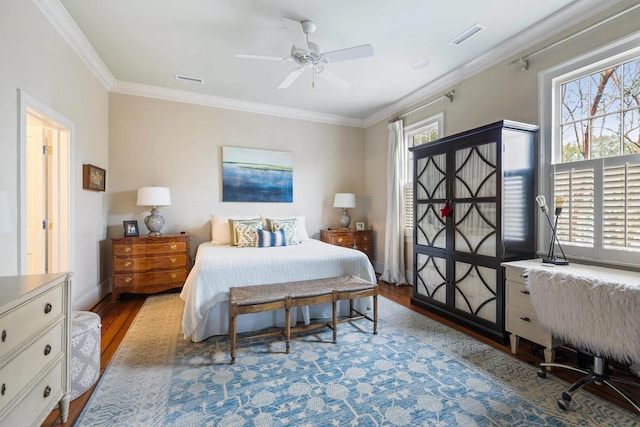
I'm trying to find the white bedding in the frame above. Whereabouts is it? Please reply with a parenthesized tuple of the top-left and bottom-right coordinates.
(180, 238, 376, 341)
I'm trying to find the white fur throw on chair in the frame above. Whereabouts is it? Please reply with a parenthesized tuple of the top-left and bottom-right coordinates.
(527, 266, 640, 364)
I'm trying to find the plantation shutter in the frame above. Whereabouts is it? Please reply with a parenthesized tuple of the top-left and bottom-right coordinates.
(603, 162, 640, 250)
(404, 183, 414, 229)
(553, 166, 595, 246)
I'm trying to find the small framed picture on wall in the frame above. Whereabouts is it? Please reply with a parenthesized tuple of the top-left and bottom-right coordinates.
(123, 220, 139, 237)
(355, 221, 365, 230)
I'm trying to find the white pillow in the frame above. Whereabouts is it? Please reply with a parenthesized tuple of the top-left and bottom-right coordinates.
(261, 215, 310, 241)
(210, 214, 260, 245)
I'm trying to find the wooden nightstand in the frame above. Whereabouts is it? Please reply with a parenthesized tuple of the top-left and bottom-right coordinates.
(111, 234, 190, 302)
(320, 229, 373, 261)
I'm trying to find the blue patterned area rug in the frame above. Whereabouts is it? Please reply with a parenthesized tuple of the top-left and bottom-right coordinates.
(77, 294, 638, 426)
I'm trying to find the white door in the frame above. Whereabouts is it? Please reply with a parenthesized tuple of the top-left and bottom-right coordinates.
(23, 107, 70, 274)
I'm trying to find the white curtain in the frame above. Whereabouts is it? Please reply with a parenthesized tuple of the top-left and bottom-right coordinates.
(380, 120, 407, 285)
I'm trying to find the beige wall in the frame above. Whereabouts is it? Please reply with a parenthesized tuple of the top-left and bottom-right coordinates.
(0, 1, 110, 308)
(364, 1, 640, 281)
(108, 93, 367, 254)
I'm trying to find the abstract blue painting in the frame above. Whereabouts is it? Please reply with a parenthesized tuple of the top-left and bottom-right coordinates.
(222, 146, 293, 202)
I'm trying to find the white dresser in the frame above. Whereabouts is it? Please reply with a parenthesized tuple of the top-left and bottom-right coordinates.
(0, 273, 71, 426)
(502, 260, 563, 366)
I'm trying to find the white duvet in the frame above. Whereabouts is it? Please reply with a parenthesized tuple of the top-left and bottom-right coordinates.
(180, 239, 376, 341)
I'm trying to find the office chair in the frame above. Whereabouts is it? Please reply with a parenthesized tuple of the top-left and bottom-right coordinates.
(526, 266, 640, 413)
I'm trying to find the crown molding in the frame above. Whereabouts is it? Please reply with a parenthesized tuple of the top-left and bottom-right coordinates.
(110, 81, 366, 127)
(36, 0, 623, 129)
(32, 0, 114, 90)
(363, 0, 623, 127)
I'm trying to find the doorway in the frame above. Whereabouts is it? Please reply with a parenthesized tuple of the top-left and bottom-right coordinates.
(19, 91, 72, 275)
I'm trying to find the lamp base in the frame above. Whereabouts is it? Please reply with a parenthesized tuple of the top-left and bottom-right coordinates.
(338, 209, 351, 229)
(542, 257, 569, 266)
(144, 207, 165, 236)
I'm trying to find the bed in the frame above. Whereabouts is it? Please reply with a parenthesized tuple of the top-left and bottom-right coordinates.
(180, 238, 376, 342)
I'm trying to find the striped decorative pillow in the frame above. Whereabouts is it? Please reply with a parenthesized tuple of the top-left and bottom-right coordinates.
(257, 229, 287, 247)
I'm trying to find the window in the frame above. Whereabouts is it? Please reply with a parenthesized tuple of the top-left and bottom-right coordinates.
(403, 114, 443, 231)
(541, 32, 640, 265)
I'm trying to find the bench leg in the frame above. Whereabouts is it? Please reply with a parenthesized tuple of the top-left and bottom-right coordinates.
(332, 290, 338, 344)
(285, 296, 291, 354)
(373, 289, 378, 334)
(230, 302, 237, 364)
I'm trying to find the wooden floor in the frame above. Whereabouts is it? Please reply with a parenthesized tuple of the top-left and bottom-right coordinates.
(42, 281, 640, 426)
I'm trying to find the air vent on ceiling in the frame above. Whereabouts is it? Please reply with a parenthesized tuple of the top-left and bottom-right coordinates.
(175, 74, 204, 84)
(449, 23, 486, 46)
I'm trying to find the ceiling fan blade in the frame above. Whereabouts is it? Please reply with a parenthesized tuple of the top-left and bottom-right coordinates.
(278, 68, 305, 89)
(282, 17, 309, 51)
(323, 44, 374, 63)
(317, 68, 351, 90)
(236, 54, 287, 62)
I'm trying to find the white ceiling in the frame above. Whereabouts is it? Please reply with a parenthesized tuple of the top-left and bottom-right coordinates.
(49, 0, 621, 126)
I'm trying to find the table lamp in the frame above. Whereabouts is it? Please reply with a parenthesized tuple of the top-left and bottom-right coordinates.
(137, 186, 171, 236)
(536, 194, 569, 265)
(334, 193, 356, 229)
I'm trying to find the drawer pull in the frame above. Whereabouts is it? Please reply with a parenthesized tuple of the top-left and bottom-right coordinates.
(123, 247, 132, 253)
(337, 237, 343, 243)
(170, 244, 178, 250)
(124, 277, 133, 283)
(521, 273, 529, 279)
(1, 383, 5, 395)
(520, 290, 530, 295)
(44, 303, 53, 314)
(44, 344, 52, 356)
(170, 273, 178, 279)
(170, 258, 177, 263)
(520, 316, 531, 322)
(1, 330, 5, 342)
(124, 261, 133, 268)
(43, 386, 51, 398)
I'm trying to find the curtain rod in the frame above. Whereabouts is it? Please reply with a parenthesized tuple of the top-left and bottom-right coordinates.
(390, 90, 455, 123)
(509, 2, 640, 71)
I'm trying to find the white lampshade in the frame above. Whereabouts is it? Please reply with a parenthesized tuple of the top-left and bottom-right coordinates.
(0, 191, 11, 236)
(333, 193, 356, 209)
(136, 186, 171, 207)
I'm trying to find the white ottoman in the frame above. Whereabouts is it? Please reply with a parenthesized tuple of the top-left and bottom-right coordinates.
(70, 311, 101, 400)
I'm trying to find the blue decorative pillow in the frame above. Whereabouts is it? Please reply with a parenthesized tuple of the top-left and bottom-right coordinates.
(257, 228, 287, 247)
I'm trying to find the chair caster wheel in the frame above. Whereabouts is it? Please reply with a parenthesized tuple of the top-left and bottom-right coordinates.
(561, 392, 572, 402)
(557, 399, 568, 410)
(537, 369, 546, 378)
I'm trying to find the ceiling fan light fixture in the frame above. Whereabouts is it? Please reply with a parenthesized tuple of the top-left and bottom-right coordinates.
(449, 23, 486, 46)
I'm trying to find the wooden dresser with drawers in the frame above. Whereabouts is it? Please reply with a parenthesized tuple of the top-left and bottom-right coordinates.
(320, 229, 373, 262)
(111, 234, 190, 302)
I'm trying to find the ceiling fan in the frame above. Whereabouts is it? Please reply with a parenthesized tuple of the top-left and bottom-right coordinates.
(236, 17, 374, 90)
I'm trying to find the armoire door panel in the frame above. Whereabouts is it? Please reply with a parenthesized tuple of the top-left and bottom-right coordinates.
(454, 202, 497, 256)
(454, 262, 497, 323)
(455, 143, 497, 199)
(415, 253, 447, 304)
(416, 203, 447, 248)
(416, 153, 447, 200)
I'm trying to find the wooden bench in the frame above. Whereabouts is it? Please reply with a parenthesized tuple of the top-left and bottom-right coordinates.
(229, 275, 378, 364)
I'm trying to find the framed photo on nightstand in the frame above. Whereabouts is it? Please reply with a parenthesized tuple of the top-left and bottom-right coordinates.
(123, 220, 139, 237)
(355, 221, 365, 230)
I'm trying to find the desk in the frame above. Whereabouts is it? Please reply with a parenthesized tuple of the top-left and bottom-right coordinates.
(516, 259, 640, 412)
(524, 260, 640, 365)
